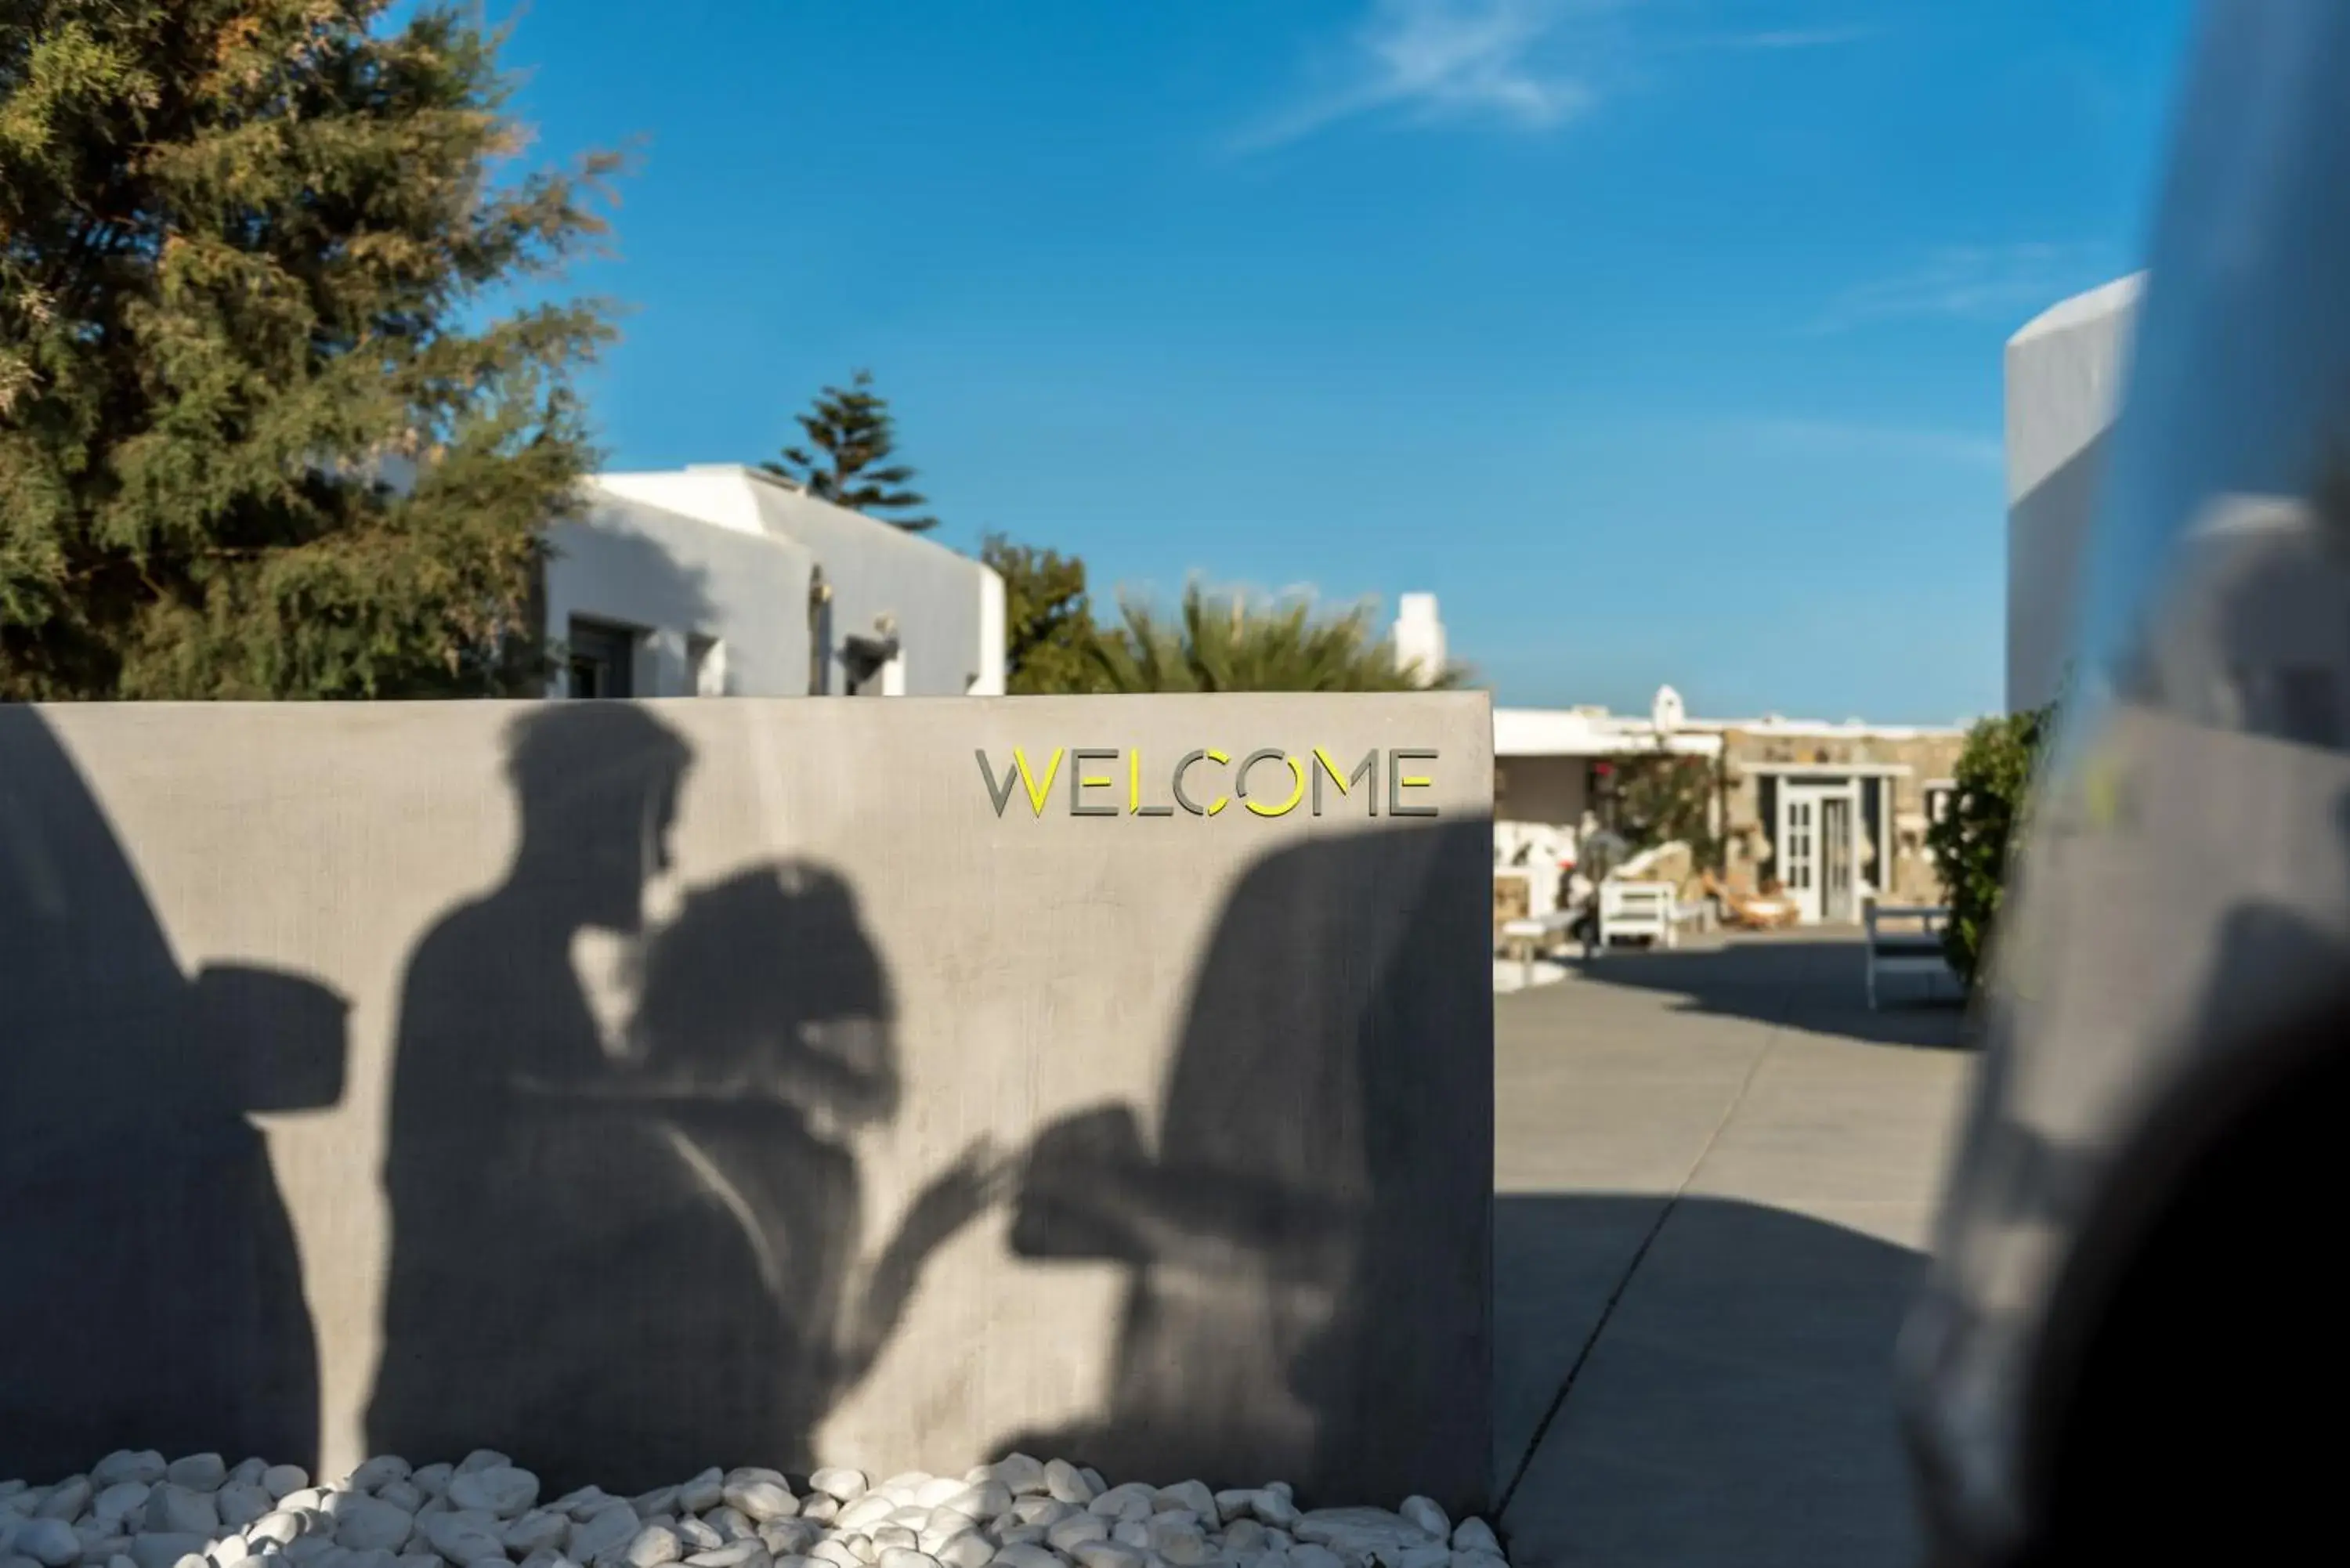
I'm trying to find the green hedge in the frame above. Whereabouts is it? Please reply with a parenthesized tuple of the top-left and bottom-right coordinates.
(1927, 704, 2055, 988)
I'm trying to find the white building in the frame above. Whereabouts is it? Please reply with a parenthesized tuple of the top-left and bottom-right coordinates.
(1495, 691, 1969, 924)
(1393, 593, 1447, 686)
(544, 464, 1005, 699)
(2008, 273, 2142, 714)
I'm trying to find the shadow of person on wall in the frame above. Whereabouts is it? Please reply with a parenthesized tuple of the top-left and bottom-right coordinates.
(369, 704, 1003, 1488)
(996, 821, 1494, 1516)
(0, 707, 347, 1479)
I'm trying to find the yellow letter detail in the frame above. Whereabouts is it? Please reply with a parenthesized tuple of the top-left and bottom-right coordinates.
(1244, 753, 1306, 817)
(1016, 746, 1064, 817)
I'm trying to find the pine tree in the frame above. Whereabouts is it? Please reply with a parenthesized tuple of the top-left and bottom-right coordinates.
(765, 370, 936, 531)
(0, 2, 618, 699)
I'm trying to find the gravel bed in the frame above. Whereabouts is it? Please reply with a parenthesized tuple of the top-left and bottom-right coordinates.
(2, 1453, 1509, 1568)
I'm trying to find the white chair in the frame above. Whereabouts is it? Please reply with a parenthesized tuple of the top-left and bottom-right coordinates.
(1597, 880, 1677, 951)
(1499, 910, 1578, 987)
(1865, 903, 1957, 1010)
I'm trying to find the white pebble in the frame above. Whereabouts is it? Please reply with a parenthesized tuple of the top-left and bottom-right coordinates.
(876, 1552, 938, 1568)
(331, 1499, 415, 1555)
(991, 1548, 1060, 1568)
(261, 1476, 308, 1508)
(418, 1512, 507, 1568)
(213, 1537, 255, 1568)
(1044, 1517, 1106, 1555)
(1397, 1501, 1447, 1544)
(671, 1476, 720, 1519)
(16, 1519, 78, 1567)
(624, 1528, 680, 1568)
(144, 1490, 219, 1538)
(446, 1470, 537, 1522)
(504, 1515, 571, 1558)
(164, 1461, 224, 1496)
(1147, 1517, 1206, 1566)
(937, 1489, 1006, 1532)
(92, 1486, 151, 1537)
(827, 1500, 888, 1537)
(1039, 1467, 1092, 1512)
(933, 1537, 991, 1568)
(804, 1475, 863, 1511)
(913, 1517, 972, 1558)
(128, 1535, 209, 1568)
(343, 1463, 407, 1498)
(34, 1480, 91, 1523)
(92, 1460, 165, 1494)
(682, 1545, 761, 1568)
(571, 1505, 642, 1566)
(722, 1487, 793, 1527)
(1066, 1544, 1141, 1568)
(218, 1488, 274, 1534)
(247, 1516, 303, 1549)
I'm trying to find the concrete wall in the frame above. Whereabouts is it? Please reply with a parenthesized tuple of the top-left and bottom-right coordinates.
(546, 495, 816, 697)
(2008, 274, 2142, 714)
(0, 696, 1491, 1511)
(594, 468, 1005, 697)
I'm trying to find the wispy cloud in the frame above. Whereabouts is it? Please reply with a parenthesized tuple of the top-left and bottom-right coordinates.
(1231, 0, 1610, 154)
(1683, 24, 1878, 51)
(1810, 243, 2109, 334)
(1231, 2, 1875, 153)
(1727, 417, 2005, 470)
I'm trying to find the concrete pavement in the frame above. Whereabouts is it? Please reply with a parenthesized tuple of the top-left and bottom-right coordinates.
(1491, 934, 1975, 1568)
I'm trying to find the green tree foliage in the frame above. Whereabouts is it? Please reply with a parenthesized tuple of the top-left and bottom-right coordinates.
(1090, 581, 1466, 693)
(979, 533, 1104, 695)
(764, 369, 935, 532)
(1928, 703, 2055, 987)
(1598, 746, 1723, 869)
(0, 2, 618, 699)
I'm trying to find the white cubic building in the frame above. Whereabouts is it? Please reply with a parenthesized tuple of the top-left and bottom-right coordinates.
(2008, 273, 2142, 715)
(545, 464, 1006, 699)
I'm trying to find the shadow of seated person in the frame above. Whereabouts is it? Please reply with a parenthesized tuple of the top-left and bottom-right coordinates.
(0, 708, 346, 1479)
(611, 862, 1014, 1470)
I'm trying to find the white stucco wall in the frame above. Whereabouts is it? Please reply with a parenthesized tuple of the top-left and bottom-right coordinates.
(595, 466, 1004, 696)
(544, 493, 815, 697)
(2008, 273, 2142, 714)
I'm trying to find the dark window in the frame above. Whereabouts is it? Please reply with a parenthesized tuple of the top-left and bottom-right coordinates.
(566, 618, 636, 699)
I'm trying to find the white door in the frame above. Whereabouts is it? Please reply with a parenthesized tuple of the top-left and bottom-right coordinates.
(1779, 780, 1863, 924)
(1778, 792, 1820, 922)
(1820, 795, 1855, 923)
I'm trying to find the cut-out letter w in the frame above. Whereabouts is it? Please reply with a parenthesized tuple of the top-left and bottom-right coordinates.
(976, 747, 1065, 818)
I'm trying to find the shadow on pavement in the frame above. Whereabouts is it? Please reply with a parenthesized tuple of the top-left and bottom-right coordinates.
(1565, 934, 1972, 1051)
(1495, 1192, 1928, 1568)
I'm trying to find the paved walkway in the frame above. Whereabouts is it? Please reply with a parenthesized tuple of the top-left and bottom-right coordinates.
(1491, 933, 1976, 1568)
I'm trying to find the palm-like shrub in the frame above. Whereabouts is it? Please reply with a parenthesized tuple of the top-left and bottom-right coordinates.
(1090, 583, 1466, 693)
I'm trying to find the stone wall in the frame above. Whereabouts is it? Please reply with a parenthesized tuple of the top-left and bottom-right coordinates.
(1715, 729, 1967, 905)
(0, 696, 1492, 1512)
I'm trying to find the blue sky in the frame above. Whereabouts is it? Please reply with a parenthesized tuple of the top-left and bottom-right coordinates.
(486, 0, 2197, 721)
